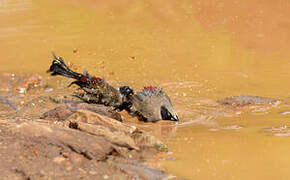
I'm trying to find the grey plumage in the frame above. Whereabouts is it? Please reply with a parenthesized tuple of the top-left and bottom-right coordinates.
(126, 86, 178, 122)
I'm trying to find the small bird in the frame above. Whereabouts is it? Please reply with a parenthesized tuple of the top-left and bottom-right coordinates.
(48, 53, 128, 109)
(48, 53, 178, 122)
(121, 86, 179, 122)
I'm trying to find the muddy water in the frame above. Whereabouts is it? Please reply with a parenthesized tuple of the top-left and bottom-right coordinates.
(2, 0, 290, 179)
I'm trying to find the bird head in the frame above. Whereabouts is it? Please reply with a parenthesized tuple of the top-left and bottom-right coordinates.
(134, 86, 179, 122)
(160, 105, 178, 121)
(159, 95, 179, 121)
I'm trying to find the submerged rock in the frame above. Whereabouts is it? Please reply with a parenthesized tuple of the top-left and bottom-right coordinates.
(218, 95, 280, 107)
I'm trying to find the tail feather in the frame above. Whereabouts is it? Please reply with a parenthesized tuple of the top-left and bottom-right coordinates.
(48, 52, 82, 80)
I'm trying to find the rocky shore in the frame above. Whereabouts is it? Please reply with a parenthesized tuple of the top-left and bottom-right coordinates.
(0, 73, 171, 180)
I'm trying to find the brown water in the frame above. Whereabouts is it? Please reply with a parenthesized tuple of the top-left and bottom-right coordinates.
(2, 0, 290, 179)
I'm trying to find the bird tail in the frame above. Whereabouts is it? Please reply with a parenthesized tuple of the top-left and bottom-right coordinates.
(48, 52, 82, 80)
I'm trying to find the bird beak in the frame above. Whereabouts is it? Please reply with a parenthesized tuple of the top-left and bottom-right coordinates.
(171, 114, 179, 121)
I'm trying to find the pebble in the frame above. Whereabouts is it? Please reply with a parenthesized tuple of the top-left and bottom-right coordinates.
(103, 175, 109, 179)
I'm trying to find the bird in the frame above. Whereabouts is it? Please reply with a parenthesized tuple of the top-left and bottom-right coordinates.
(121, 86, 179, 122)
(48, 53, 178, 122)
(48, 53, 129, 109)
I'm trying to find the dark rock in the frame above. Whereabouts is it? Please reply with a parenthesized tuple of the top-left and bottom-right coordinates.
(40, 105, 73, 121)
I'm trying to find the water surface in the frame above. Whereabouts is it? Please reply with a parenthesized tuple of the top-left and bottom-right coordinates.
(2, 0, 290, 179)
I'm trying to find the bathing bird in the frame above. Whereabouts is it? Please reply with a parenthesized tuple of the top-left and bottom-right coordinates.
(120, 86, 179, 122)
(48, 53, 178, 122)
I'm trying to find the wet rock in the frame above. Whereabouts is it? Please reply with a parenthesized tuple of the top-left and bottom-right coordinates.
(0, 73, 46, 93)
(66, 103, 122, 121)
(41, 103, 122, 121)
(131, 130, 168, 151)
(110, 157, 168, 180)
(65, 110, 167, 151)
(41, 107, 167, 151)
(64, 120, 139, 150)
(0, 96, 20, 111)
(66, 110, 133, 133)
(67, 110, 136, 133)
(65, 110, 167, 150)
(218, 95, 280, 107)
(0, 120, 131, 179)
(40, 105, 73, 121)
(7, 121, 118, 161)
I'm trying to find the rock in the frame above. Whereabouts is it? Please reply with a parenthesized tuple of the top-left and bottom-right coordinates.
(0, 72, 170, 179)
(66, 103, 122, 121)
(64, 110, 167, 151)
(40, 105, 73, 121)
(42, 107, 167, 151)
(0, 73, 46, 92)
(218, 95, 280, 107)
(66, 110, 133, 133)
(110, 157, 168, 180)
(0, 96, 19, 111)
(7, 121, 118, 161)
(131, 130, 168, 151)
(64, 120, 139, 150)
(0, 119, 169, 179)
(41, 103, 122, 121)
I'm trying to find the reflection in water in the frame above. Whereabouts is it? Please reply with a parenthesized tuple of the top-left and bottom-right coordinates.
(2, 0, 290, 179)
